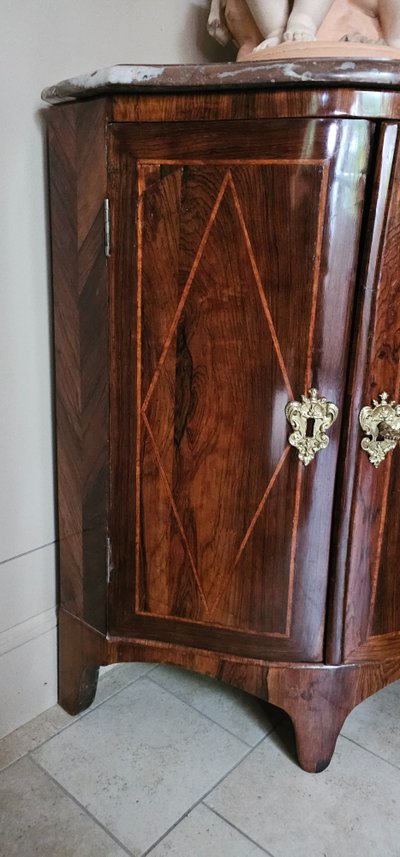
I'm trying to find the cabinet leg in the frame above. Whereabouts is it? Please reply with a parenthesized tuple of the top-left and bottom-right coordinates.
(59, 662, 100, 716)
(58, 609, 105, 715)
(265, 666, 358, 773)
(289, 710, 343, 773)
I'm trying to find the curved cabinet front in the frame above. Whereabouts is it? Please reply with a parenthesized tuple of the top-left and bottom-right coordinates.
(108, 117, 372, 662)
(46, 75, 400, 772)
(329, 123, 400, 665)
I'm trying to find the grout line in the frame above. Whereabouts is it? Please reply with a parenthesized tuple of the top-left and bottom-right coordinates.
(0, 541, 56, 567)
(47, 669, 159, 729)
(83, 666, 160, 717)
(340, 733, 400, 773)
(141, 732, 271, 857)
(30, 756, 136, 857)
(147, 673, 265, 748)
(147, 674, 254, 741)
(6, 678, 281, 856)
(25, 675, 273, 857)
(203, 804, 276, 857)
(0, 668, 159, 773)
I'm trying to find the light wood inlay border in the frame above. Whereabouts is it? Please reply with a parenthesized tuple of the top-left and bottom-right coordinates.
(141, 171, 230, 413)
(305, 165, 330, 391)
(135, 171, 144, 614)
(367, 359, 400, 637)
(228, 173, 294, 402)
(287, 463, 303, 636)
(142, 413, 210, 615)
(135, 158, 330, 638)
(232, 447, 291, 573)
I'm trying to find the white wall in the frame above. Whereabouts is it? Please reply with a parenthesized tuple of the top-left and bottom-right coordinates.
(0, 0, 232, 739)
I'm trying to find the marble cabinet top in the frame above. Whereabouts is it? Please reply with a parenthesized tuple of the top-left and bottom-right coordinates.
(42, 55, 400, 104)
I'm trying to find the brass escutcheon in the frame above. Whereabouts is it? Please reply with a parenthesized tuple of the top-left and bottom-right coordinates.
(285, 388, 339, 467)
(359, 392, 400, 468)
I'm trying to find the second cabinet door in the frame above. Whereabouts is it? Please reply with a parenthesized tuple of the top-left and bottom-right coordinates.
(108, 118, 372, 661)
(330, 123, 400, 666)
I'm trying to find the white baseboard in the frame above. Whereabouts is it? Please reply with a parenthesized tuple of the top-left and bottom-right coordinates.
(0, 614, 57, 740)
(0, 544, 56, 634)
(0, 544, 58, 738)
(0, 608, 57, 658)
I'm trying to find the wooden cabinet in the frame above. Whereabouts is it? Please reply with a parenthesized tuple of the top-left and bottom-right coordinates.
(108, 118, 371, 664)
(44, 61, 400, 773)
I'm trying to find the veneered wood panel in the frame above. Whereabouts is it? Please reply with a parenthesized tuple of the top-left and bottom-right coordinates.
(48, 100, 109, 631)
(46, 87, 400, 773)
(111, 89, 400, 124)
(332, 124, 400, 663)
(140, 163, 323, 634)
(108, 118, 371, 661)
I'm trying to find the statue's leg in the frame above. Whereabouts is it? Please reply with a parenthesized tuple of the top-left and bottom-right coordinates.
(380, 0, 400, 47)
(284, 0, 334, 42)
(247, 0, 289, 48)
(223, 0, 264, 57)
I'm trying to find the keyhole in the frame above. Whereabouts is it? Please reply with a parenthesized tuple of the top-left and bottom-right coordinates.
(306, 418, 316, 438)
(377, 422, 387, 442)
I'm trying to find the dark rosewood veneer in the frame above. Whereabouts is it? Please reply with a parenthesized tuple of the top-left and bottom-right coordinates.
(45, 60, 400, 773)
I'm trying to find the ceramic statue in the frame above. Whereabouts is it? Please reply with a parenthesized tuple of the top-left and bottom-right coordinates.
(208, 0, 400, 59)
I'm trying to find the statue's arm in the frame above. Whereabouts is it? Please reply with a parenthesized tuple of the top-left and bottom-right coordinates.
(208, 0, 231, 45)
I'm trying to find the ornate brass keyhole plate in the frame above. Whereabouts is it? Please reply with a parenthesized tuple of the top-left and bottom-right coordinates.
(285, 388, 339, 467)
(359, 392, 400, 468)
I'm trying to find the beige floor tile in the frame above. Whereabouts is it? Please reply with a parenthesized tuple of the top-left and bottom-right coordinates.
(0, 705, 73, 772)
(341, 679, 400, 768)
(0, 756, 129, 857)
(33, 678, 248, 856)
(93, 662, 157, 707)
(206, 726, 400, 857)
(147, 803, 267, 857)
(150, 665, 277, 745)
(0, 663, 155, 772)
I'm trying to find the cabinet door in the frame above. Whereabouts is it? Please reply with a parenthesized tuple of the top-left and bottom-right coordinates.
(108, 118, 371, 662)
(330, 124, 400, 664)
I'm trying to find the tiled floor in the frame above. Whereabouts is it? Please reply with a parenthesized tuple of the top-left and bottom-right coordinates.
(0, 665, 399, 857)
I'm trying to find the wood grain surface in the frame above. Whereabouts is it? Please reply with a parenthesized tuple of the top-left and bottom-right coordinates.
(329, 124, 400, 664)
(110, 90, 400, 124)
(48, 100, 110, 632)
(108, 118, 371, 662)
(47, 82, 400, 775)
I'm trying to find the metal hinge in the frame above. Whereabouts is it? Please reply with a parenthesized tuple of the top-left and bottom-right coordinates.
(104, 199, 111, 258)
(106, 535, 113, 584)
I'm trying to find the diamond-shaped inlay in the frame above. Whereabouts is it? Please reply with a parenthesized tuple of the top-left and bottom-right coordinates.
(139, 167, 297, 624)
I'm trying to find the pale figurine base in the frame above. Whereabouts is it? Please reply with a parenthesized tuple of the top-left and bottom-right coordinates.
(239, 40, 400, 63)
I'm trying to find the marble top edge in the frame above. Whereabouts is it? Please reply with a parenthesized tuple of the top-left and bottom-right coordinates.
(41, 58, 400, 104)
